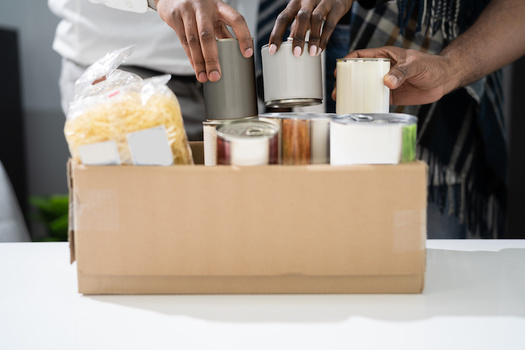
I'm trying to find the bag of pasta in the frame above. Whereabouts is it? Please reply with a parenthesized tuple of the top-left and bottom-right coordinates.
(64, 47, 193, 166)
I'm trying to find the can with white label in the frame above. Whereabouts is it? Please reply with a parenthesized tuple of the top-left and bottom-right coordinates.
(336, 58, 390, 114)
(261, 40, 323, 108)
(330, 113, 417, 165)
(203, 120, 223, 166)
(216, 120, 279, 166)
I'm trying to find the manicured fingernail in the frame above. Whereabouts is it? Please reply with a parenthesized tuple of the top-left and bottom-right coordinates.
(386, 74, 398, 87)
(316, 48, 323, 56)
(244, 48, 253, 57)
(209, 71, 220, 82)
(293, 46, 302, 58)
(309, 45, 317, 57)
(269, 44, 277, 55)
(198, 72, 208, 82)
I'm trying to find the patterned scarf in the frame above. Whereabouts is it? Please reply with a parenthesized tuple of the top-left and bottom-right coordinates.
(350, 0, 508, 238)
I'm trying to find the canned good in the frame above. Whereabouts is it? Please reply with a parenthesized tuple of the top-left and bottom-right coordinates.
(202, 120, 223, 166)
(330, 113, 417, 165)
(216, 120, 279, 166)
(261, 40, 323, 108)
(259, 113, 332, 165)
(336, 58, 390, 114)
(203, 38, 258, 120)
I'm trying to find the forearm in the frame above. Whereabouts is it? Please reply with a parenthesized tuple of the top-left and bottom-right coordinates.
(441, 0, 525, 93)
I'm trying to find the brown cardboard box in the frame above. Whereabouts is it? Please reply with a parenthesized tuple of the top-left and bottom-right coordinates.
(68, 142, 427, 294)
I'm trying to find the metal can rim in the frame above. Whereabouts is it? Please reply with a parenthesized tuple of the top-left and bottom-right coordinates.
(216, 119, 279, 140)
(336, 58, 391, 63)
(332, 113, 418, 125)
(260, 112, 336, 120)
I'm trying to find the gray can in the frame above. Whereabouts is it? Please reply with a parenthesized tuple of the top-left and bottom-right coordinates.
(261, 40, 323, 108)
(203, 38, 258, 120)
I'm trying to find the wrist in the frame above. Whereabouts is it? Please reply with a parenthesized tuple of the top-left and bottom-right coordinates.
(439, 52, 465, 95)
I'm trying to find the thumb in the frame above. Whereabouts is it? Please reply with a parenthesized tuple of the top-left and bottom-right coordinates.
(384, 65, 408, 89)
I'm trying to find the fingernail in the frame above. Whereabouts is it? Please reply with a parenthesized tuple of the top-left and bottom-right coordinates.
(269, 44, 277, 55)
(386, 74, 398, 87)
(244, 48, 253, 58)
(309, 45, 317, 57)
(209, 71, 220, 82)
(317, 48, 323, 56)
(293, 46, 302, 58)
(198, 72, 208, 83)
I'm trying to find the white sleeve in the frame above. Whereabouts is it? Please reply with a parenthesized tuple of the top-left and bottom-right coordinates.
(89, 0, 149, 13)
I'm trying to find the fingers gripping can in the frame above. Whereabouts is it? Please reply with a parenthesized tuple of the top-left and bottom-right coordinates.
(216, 120, 279, 166)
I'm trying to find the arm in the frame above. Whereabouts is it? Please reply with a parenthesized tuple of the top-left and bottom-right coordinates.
(268, 0, 355, 57)
(89, 0, 253, 83)
(334, 0, 525, 106)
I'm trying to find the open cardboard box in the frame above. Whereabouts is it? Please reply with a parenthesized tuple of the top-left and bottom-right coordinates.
(68, 142, 427, 294)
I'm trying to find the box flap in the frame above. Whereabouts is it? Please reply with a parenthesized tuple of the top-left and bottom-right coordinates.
(71, 158, 426, 278)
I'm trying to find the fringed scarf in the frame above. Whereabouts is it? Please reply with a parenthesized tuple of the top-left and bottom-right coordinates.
(350, 0, 508, 238)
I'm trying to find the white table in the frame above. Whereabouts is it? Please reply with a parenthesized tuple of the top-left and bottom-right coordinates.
(1, 241, 524, 350)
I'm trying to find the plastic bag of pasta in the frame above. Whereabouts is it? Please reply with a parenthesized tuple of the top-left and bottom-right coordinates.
(64, 46, 193, 166)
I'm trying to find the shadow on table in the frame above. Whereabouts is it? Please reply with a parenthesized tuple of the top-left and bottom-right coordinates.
(88, 248, 525, 323)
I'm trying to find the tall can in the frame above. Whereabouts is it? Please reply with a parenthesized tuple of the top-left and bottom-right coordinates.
(261, 40, 323, 108)
(330, 113, 417, 165)
(336, 58, 390, 114)
(259, 113, 332, 165)
(203, 38, 258, 120)
(216, 120, 279, 166)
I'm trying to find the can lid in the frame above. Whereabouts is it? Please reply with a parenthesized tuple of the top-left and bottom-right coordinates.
(264, 98, 323, 109)
(336, 58, 391, 63)
(261, 38, 306, 50)
(260, 112, 335, 120)
(332, 113, 417, 125)
(216, 119, 279, 140)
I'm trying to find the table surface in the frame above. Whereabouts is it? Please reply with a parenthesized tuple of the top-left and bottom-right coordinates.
(1, 240, 524, 350)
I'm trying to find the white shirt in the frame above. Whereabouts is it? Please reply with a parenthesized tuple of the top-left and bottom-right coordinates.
(48, 0, 228, 75)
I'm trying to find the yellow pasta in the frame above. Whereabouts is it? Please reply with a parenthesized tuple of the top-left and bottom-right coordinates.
(64, 86, 193, 165)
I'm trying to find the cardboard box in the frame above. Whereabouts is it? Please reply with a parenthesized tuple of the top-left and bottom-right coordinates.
(68, 142, 427, 294)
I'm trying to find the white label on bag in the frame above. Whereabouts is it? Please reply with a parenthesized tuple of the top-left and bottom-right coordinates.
(78, 140, 121, 165)
(127, 125, 173, 166)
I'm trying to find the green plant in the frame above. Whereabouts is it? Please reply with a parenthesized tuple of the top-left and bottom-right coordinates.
(29, 194, 69, 242)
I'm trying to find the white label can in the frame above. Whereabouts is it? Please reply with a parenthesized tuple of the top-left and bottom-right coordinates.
(336, 58, 390, 114)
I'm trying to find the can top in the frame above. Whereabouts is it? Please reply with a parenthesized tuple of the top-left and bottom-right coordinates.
(260, 112, 335, 120)
(332, 113, 417, 125)
(216, 119, 279, 140)
(337, 58, 391, 63)
(261, 38, 298, 50)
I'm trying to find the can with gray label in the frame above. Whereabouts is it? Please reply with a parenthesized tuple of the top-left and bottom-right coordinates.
(204, 38, 258, 120)
(261, 40, 323, 108)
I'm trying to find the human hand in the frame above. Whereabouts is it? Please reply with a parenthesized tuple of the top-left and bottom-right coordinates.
(332, 46, 457, 106)
(156, 0, 253, 83)
(268, 0, 354, 57)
